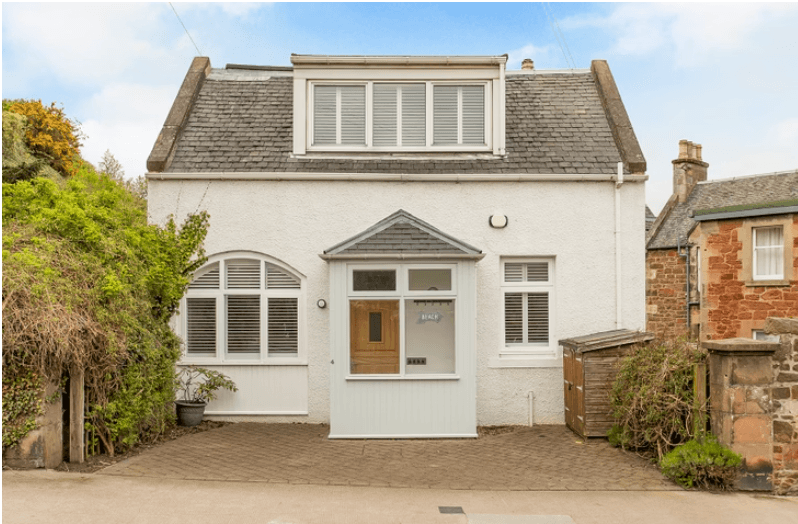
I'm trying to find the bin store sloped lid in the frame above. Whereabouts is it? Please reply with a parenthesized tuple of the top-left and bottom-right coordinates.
(558, 329, 653, 353)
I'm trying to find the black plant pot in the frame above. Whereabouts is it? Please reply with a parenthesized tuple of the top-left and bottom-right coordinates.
(175, 400, 207, 427)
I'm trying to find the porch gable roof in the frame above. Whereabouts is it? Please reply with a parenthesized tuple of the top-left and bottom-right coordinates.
(321, 209, 483, 260)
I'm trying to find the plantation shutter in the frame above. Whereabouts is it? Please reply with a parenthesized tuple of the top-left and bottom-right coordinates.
(401, 84, 426, 146)
(504, 263, 524, 282)
(340, 85, 366, 145)
(226, 259, 260, 289)
(504, 293, 523, 344)
(226, 295, 260, 353)
(189, 263, 220, 289)
(527, 293, 549, 343)
(461, 85, 484, 145)
(186, 298, 216, 355)
(266, 265, 300, 289)
(373, 84, 398, 147)
(505, 262, 548, 283)
(313, 86, 337, 145)
(268, 298, 298, 355)
(433, 85, 458, 145)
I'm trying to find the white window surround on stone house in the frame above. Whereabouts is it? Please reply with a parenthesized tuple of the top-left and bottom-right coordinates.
(178, 251, 307, 366)
(291, 55, 507, 156)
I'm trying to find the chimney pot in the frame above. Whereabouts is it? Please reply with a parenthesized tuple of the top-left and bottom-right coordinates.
(679, 139, 689, 159)
(521, 59, 534, 70)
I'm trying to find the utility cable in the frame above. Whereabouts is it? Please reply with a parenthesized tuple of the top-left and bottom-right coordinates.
(169, 2, 203, 56)
(541, 3, 576, 69)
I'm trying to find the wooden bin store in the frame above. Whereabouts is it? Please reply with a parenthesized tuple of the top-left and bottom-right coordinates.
(560, 329, 654, 438)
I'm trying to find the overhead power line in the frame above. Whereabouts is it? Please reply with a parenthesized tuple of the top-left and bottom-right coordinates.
(541, 2, 577, 69)
(169, 2, 203, 56)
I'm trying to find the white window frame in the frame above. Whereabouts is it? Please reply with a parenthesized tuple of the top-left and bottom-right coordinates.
(499, 258, 556, 360)
(179, 252, 306, 366)
(346, 262, 458, 379)
(307, 80, 492, 153)
(752, 226, 784, 281)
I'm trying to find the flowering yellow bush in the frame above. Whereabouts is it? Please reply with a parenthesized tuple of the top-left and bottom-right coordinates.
(8, 100, 82, 176)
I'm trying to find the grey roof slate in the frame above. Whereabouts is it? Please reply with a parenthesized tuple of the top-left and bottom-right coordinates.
(165, 69, 623, 175)
(647, 170, 798, 250)
(324, 209, 481, 256)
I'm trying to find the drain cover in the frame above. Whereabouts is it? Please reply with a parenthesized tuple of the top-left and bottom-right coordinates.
(439, 506, 465, 514)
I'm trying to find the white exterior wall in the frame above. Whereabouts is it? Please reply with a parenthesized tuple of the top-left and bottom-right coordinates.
(150, 178, 646, 426)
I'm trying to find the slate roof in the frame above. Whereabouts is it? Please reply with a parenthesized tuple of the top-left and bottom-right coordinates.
(645, 205, 656, 234)
(323, 209, 482, 257)
(647, 170, 798, 250)
(165, 68, 625, 175)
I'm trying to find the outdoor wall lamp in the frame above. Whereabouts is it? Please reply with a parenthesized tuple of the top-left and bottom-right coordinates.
(489, 214, 508, 228)
(317, 299, 327, 309)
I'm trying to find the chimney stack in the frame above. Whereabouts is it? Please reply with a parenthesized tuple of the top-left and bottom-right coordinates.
(672, 139, 708, 204)
(522, 59, 534, 70)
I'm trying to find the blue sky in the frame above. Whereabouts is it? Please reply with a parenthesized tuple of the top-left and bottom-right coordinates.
(3, 2, 797, 214)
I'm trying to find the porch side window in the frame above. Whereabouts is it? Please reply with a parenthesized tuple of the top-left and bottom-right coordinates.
(752, 226, 784, 280)
(183, 255, 302, 361)
(501, 259, 555, 357)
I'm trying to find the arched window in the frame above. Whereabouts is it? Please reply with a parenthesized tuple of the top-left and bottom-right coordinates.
(181, 252, 304, 362)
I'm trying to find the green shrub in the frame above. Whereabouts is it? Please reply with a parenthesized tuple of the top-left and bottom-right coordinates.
(609, 339, 706, 459)
(660, 435, 741, 490)
(3, 162, 209, 454)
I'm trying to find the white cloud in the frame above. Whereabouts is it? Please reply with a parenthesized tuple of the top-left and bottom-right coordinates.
(563, 4, 797, 67)
(2, 4, 189, 87)
(79, 83, 177, 178)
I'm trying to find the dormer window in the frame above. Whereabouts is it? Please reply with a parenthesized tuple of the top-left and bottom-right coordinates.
(293, 55, 506, 155)
(309, 81, 489, 151)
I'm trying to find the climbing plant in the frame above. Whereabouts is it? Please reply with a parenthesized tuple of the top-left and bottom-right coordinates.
(3, 159, 209, 454)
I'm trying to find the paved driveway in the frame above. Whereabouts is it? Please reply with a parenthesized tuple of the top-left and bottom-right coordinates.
(99, 423, 678, 491)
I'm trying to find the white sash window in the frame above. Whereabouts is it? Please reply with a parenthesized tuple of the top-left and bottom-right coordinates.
(753, 226, 784, 280)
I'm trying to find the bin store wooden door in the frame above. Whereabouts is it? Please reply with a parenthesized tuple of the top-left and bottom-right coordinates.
(350, 300, 399, 374)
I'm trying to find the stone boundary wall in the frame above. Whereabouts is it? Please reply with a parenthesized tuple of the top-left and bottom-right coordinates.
(704, 317, 798, 494)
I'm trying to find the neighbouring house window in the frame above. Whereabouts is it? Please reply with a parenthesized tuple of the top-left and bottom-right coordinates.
(310, 82, 488, 151)
(501, 259, 555, 357)
(183, 254, 302, 361)
(752, 330, 779, 343)
(753, 226, 784, 280)
(348, 265, 456, 376)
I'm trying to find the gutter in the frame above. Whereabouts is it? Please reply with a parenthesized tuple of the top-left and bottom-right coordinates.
(146, 172, 649, 183)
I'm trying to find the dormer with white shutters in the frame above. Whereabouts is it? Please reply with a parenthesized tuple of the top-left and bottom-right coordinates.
(291, 55, 507, 156)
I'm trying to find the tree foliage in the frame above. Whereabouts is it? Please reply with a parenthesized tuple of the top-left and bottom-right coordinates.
(608, 339, 707, 460)
(6, 100, 83, 177)
(3, 146, 209, 454)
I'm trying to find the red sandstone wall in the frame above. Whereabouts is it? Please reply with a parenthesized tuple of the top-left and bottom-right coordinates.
(703, 217, 798, 340)
(646, 249, 689, 339)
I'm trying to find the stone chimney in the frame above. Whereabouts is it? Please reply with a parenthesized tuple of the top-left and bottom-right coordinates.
(521, 59, 534, 70)
(672, 139, 708, 203)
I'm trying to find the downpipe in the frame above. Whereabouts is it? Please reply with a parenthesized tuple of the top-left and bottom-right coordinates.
(527, 390, 535, 426)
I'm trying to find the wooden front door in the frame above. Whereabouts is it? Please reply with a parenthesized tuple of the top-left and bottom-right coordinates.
(350, 300, 399, 374)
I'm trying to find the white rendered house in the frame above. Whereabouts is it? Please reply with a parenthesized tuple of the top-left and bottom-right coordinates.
(146, 54, 648, 438)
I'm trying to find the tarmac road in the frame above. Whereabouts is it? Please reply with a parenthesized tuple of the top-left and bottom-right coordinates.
(3, 470, 796, 524)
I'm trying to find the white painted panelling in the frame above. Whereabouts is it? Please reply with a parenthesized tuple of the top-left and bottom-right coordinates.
(150, 178, 646, 426)
(187, 365, 308, 415)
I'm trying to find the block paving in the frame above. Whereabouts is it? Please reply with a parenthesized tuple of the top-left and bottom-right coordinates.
(99, 423, 679, 491)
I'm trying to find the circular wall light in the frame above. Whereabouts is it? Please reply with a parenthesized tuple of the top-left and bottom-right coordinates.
(489, 214, 508, 229)
(317, 299, 327, 309)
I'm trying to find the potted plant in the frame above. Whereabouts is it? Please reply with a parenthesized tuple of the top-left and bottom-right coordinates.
(175, 366, 238, 427)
